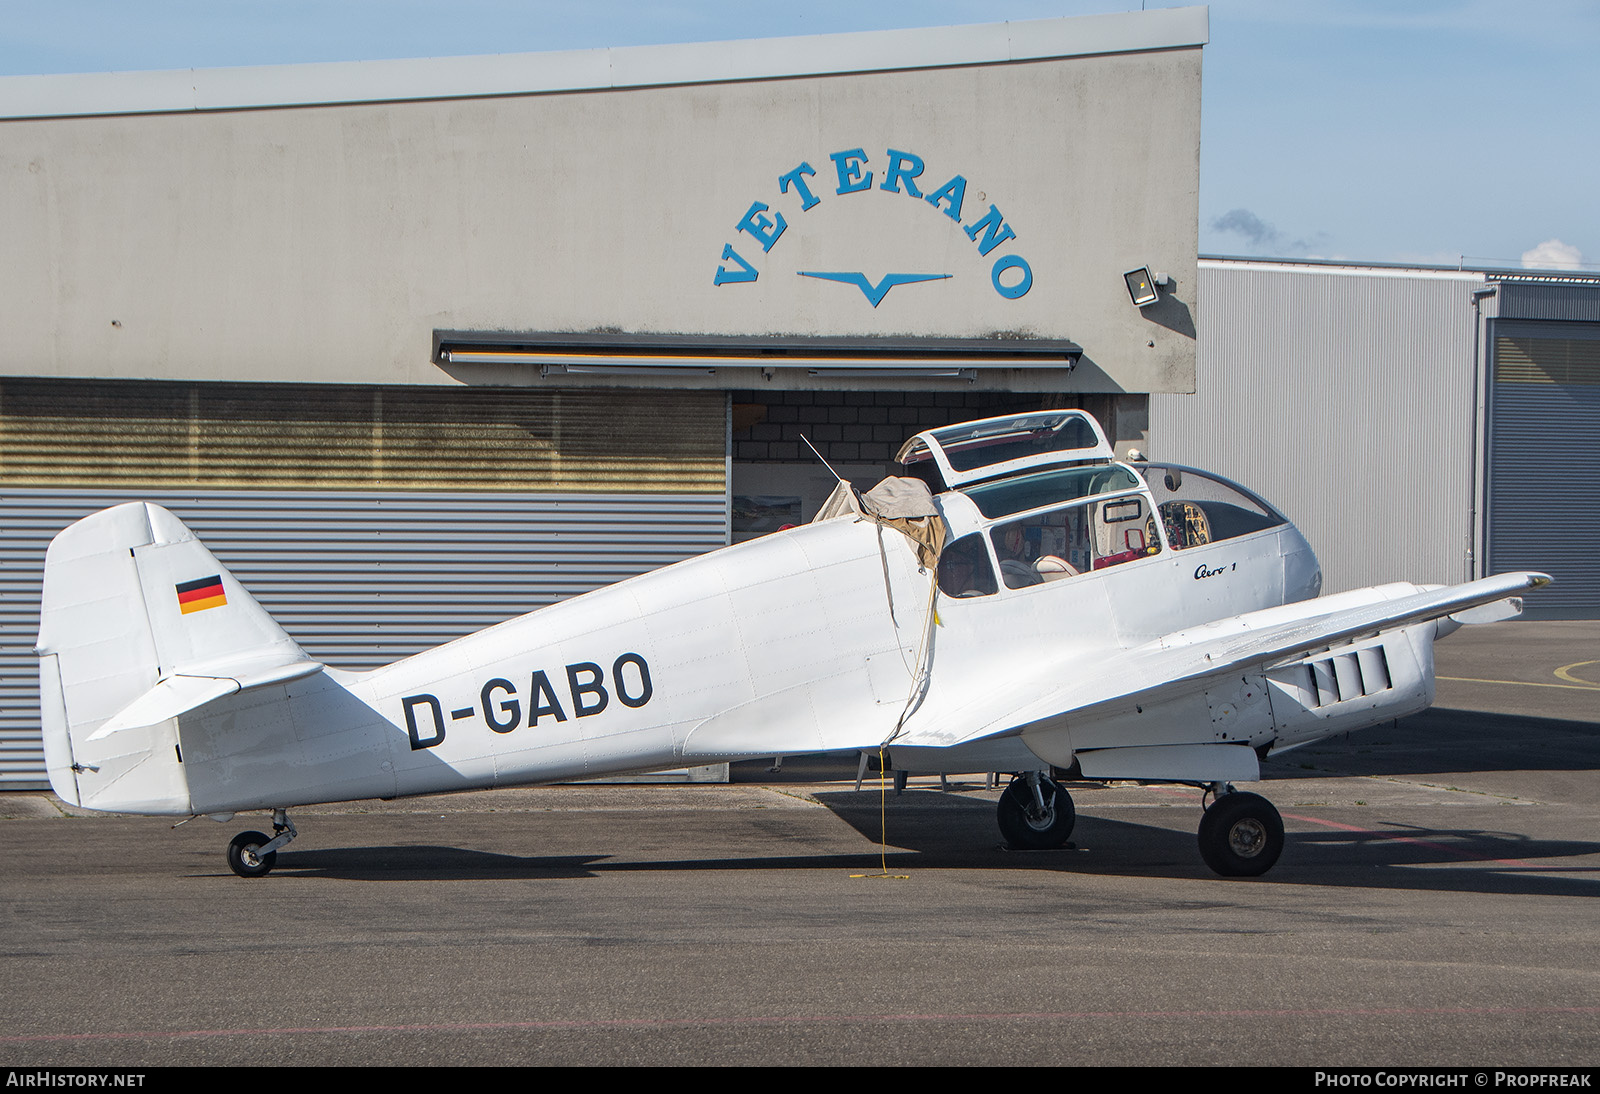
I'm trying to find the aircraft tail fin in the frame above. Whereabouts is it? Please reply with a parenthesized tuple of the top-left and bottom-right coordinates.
(37, 503, 320, 813)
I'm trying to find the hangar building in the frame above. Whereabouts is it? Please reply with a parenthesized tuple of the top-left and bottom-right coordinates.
(1158, 258, 1600, 621)
(3, 10, 1595, 789)
(0, 9, 1206, 786)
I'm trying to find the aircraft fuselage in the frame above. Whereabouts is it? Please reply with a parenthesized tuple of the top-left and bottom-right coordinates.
(166, 481, 1320, 815)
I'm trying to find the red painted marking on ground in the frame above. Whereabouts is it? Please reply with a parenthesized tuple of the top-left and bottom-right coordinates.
(1280, 811, 1537, 868)
(1142, 786, 1537, 867)
(7, 1005, 1600, 1045)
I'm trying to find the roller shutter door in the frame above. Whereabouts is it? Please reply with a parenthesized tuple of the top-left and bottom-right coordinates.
(0, 380, 728, 787)
(1485, 326, 1600, 618)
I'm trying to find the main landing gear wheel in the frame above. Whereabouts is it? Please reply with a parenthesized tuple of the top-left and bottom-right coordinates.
(227, 831, 277, 878)
(1197, 792, 1284, 877)
(997, 773, 1076, 850)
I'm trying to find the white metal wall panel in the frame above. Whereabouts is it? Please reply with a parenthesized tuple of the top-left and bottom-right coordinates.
(0, 489, 728, 788)
(1151, 260, 1485, 594)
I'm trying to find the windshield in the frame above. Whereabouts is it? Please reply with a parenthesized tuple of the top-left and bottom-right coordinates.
(962, 464, 1142, 519)
(1135, 463, 1286, 548)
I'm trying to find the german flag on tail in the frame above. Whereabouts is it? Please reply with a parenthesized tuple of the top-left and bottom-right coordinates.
(176, 575, 227, 614)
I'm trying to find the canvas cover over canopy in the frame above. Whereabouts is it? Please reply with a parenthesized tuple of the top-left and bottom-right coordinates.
(814, 475, 946, 569)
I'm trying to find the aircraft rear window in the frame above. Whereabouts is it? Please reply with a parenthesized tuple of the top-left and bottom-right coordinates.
(963, 465, 1141, 519)
(937, 534, 999, 598)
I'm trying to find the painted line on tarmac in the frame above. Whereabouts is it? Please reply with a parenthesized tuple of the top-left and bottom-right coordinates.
(1282, 811, 1536, 868)
(1554, 660, 1599, 687)
(5, 1005, 1600, 1045)
(1438, 674, 1600, 691)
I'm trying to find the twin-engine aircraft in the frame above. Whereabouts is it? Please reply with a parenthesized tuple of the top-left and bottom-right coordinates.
(37, 411, 1548, 878)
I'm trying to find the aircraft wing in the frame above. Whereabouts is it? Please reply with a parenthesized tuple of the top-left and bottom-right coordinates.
(891, 571, 1551, 752)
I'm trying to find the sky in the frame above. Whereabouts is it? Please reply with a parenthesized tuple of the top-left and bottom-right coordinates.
(1, 0, 1595, 271)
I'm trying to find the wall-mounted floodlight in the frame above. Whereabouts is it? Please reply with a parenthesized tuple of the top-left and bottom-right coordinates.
(1124, 267, 1160, 307)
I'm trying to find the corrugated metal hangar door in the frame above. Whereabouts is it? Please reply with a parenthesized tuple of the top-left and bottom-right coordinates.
(0, 380, 729, 787)
(1485, 322, 1600, 618)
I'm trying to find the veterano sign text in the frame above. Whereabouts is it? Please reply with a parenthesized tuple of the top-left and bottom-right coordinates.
(714, 146, 1033, 304)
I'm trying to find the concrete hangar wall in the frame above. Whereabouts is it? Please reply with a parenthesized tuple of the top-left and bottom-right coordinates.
(0, 9, 1207, 786)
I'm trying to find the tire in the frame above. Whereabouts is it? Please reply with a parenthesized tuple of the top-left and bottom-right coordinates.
(1197, 792, 1283, 877)
(227, 830, 277, 878)
(997, 776, 1076, 849)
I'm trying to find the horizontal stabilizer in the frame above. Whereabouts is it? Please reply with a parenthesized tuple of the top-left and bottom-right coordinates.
(88, 658, 325, 740)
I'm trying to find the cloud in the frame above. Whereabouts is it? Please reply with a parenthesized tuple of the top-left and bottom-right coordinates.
(1210, 208, 1279, 249)
(1209, 208, 1331, 257)
(1521, 239, 1583, 270)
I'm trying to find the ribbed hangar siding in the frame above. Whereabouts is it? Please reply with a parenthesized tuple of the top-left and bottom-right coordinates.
(0, 381, 729, 788)
(1151, 260, 1484, 594)
(1486, 313, 1600, 619)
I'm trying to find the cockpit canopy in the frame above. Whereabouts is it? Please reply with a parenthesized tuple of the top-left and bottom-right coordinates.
(827, 410, 1295, 599)
(896, 411, 1115, 491)
(934, 459, 1291, 596)
(891, 412, 1295, 598)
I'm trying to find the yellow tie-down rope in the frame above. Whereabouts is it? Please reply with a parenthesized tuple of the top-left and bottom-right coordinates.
(848, 744, 911, 881)
(850, 564, 941, 882)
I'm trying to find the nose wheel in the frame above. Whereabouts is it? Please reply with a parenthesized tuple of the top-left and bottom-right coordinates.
(225, 810, 297, 878)
(1197, 790, 1283, 877)
(997, 772, 1076, 849)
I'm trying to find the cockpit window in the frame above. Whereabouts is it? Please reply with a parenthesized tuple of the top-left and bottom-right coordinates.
(963, 464, 1141, 519)
(989, 494, 1160, 588)
(937, 533, 999, 598)
(928, 413, 1101, 473)
(1136, 464, 1286, 549)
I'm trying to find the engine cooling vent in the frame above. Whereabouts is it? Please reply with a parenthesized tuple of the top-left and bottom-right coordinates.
(1299, 644, 1393, 708)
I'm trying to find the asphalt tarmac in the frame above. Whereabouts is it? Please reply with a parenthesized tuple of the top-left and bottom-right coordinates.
(1, 621, 1596, 1067)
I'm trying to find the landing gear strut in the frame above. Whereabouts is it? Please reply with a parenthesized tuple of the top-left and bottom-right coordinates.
(997, 771, 1076, 850)
(1197, 786, 1283, 877)
(226, 809, 297, 878)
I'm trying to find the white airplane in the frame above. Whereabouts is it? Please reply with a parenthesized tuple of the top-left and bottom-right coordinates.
(37, 411, 1548, 878)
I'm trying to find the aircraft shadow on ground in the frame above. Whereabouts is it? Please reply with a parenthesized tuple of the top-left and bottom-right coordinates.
(248, 847, 608, 882)
(814, 789, 1600, 897)
(1273, 708, 1600, 779)
(252, 784, 1600, 899)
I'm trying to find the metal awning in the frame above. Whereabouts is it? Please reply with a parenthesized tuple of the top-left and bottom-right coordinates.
(434, 331, 1082, 383)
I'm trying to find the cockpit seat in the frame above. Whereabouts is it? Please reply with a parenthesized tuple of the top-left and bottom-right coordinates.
(1000, 559, 1044, 587)
(1034, 555, 1078, 581)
